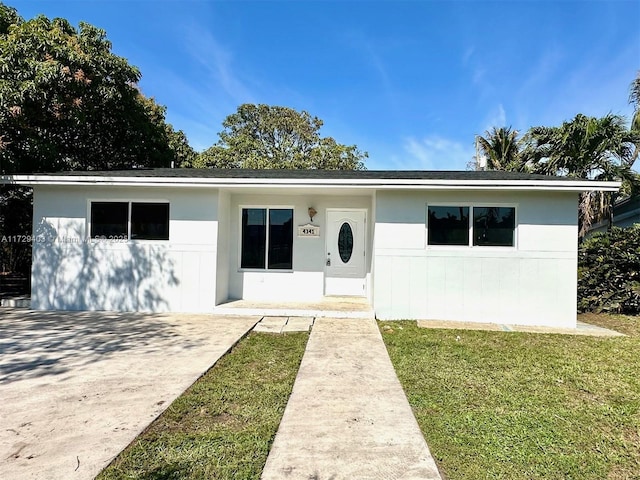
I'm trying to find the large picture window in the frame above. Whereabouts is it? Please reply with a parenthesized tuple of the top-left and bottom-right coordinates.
(241, 208, 293, 270)
(90, 201, 170, 240)
(428, 205, 516, 247)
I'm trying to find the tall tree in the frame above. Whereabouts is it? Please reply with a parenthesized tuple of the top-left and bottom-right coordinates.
(0, 3, 194, 277)
(630, 71, 640, 133)
(476, 126, 527, 172)
(524, 113, 639, 235)
(194, 104, 367, 170)
(0, 3, 194, 173)
(630, 72, 640, 163)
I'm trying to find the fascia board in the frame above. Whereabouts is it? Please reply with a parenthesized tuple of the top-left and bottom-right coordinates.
(0, 174, 621, 192)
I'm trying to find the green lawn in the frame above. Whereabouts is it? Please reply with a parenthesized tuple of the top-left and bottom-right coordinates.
(97, 331, 308, 480)
(381, 315, 640, 480)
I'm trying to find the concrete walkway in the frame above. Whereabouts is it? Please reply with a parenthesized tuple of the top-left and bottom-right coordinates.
(0, 310, 258, 480)
(261, 318, 442, 480)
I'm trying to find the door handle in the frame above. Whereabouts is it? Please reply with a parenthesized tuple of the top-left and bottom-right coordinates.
(326, 258, 331, 266)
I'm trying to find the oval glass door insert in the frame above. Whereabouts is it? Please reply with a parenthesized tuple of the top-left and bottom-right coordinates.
(338, 222, 354, 263)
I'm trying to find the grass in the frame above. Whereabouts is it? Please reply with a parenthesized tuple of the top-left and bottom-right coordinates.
(97, 331, 308, 480)
(381, 315, 640, 480)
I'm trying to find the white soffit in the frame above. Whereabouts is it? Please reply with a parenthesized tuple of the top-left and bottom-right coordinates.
(0, 174, 621, 192)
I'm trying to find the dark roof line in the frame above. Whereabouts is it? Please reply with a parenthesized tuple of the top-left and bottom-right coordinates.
(17, 168, 586, 182)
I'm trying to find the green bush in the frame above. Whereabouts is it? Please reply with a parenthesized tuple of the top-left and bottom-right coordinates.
(578, 225, 640, 314)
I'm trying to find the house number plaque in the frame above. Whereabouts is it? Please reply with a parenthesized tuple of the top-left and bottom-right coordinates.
(297, 223, 320, 237)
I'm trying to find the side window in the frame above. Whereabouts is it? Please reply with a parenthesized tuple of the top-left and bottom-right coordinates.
(241, 207, 293, 270)
(473, 207, 515, 247)
(427, 206, 469, 246)
(91, 202, 128, 238)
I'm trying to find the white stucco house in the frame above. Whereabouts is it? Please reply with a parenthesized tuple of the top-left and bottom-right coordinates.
(2, 168, 619, 328)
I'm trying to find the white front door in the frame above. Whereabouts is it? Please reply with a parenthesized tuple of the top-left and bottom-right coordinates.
(325, 209, 367, 296)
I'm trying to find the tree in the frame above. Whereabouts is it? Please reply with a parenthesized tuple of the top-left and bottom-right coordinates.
(0, 4, 194, 277)
(0, 4, 194, 173)
(578, 225, 640, 314)
(630, 71, 640, 134)
(523, 113, 639, 236)
(630, 72, 640, 164)
(476, 126, 527, 172)
(194, 104, 367, 170)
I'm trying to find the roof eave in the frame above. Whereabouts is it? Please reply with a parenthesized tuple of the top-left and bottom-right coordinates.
(0, 175, 621, 192)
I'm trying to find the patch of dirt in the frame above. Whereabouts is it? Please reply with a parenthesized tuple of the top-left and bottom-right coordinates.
(209, 412, 234, 425)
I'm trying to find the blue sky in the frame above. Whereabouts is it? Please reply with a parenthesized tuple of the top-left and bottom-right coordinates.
(11, 0, 640, 170)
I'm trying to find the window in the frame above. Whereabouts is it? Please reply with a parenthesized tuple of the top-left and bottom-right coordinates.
(91, 202, 128, 238)
(473, 207, 515, 246)
(427, 205, 515, 247)
(241, 208, 293, 270)
(131, 203, 170, 240)
(338, 222, 354, 263)
(90, 201, 170, 240)
(428, 206, 469, 245)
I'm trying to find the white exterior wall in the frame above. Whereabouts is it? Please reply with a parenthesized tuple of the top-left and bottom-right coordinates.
(31, 186, 219, 312)
(228, 193, 372, 302)
(373, 190, 579, 327)
(215, 190, 231, 304)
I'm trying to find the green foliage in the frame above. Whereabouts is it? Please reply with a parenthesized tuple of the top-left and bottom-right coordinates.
(525, 114, 637, 177)
(578, 226, 640, 314)
(630, 71, 640, 134)
(0, 2, 19, 34)
(523, 113, 639, 235)
(0, 3, 194, 173)
(0, 3, 195, 274)
(195, 103, 367, 170)
(477, 126, 528, 172)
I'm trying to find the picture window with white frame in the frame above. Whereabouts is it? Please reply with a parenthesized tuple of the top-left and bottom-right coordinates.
(427, 205, 515, 247)
(241, 207, 293, 270)
(90, 201, 169, 240)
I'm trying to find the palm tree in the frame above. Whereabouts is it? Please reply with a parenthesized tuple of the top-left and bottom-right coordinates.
(629, 72, 640, 162)
(630, 71, 640, 133)
(476, 127, 528, 172)
(524, 113, 640, 236)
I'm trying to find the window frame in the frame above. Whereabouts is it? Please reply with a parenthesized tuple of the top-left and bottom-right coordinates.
(238, 205, 295, 272)
(87, 199, 171, 242)
(426, 203, 518, 249)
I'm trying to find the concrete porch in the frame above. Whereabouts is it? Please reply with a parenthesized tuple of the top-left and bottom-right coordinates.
(213, 296, 374, 319)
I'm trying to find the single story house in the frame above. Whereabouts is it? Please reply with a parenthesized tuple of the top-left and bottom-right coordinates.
(2, 168, 619, 328)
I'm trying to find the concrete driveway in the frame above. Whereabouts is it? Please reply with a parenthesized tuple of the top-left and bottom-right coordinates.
(0, 309, 258, 480)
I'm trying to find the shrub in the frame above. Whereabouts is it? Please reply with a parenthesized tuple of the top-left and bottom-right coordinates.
(578, 225, 640, 314)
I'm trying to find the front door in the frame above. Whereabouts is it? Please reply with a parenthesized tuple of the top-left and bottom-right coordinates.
(325, 209, 367, 296)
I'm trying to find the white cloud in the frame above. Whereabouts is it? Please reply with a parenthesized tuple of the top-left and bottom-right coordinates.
(183, 25, 256, 106)
(398, 136, 475, 170)
(462, 46, 475, 66)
